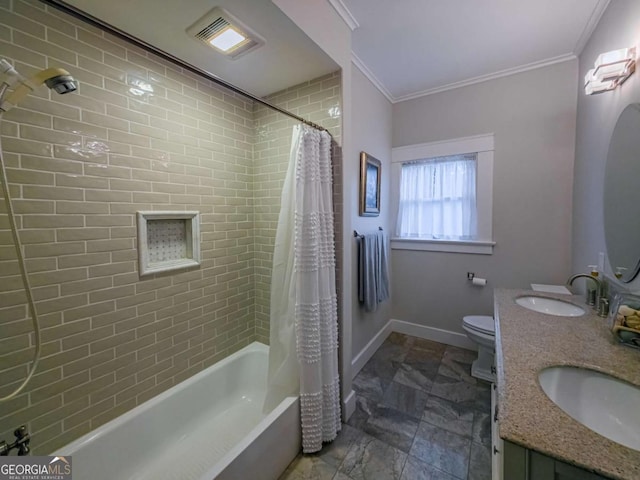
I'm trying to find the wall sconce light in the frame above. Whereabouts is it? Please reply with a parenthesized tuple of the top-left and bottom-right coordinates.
(585, 47, 636, 95)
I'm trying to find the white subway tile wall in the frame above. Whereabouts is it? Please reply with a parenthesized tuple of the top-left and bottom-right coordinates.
(0, 0, 341, 453)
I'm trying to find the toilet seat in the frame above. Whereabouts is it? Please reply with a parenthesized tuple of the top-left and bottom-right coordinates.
(462, 315, 495, 336)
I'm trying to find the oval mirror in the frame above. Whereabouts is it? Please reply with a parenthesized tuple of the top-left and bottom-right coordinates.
(604, 103, 640, 283)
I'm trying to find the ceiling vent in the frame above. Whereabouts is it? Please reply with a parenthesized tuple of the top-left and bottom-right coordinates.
(187, 7, 264, 60)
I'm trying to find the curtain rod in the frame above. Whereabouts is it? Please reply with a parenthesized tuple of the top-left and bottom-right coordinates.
(39, 0, 329, 133)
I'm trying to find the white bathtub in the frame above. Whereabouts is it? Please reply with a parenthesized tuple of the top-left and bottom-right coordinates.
(53, 342, 300, 480)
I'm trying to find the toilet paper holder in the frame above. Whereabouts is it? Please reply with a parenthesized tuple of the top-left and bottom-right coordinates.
(467, 272, 488, 286)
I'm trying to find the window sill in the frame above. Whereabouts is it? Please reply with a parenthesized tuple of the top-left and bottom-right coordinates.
(391, 238, 495, 254)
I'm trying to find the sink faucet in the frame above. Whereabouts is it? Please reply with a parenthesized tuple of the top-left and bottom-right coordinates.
(566, 273, 602, 309)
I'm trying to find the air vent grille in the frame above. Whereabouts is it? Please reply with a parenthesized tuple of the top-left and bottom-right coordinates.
(186, 7, 265, 60)
(195, 17, 230, 41)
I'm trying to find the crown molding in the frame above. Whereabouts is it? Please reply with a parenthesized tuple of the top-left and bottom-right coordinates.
(393, 54, 577, 103)
(351, 52, 394, 103)
(326, 0, 359, 31)
(573, 0, 611, 55)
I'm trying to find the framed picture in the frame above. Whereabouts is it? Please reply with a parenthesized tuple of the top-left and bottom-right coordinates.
(359, 152, 381, 216)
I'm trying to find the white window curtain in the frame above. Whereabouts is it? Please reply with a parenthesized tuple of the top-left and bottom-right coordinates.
(396, 154, 478, 239)
(265, 124, 341, 454)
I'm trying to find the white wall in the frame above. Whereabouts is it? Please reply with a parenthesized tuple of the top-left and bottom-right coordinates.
(350, 66, 393, 359)
(391, 61, 578, 334)
(273, 0, 351, 70)
(573, 0, 640, 292)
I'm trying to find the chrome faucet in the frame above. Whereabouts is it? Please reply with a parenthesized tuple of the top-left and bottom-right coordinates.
(0, 426, 30, 456)
(566, 273, 602, 309)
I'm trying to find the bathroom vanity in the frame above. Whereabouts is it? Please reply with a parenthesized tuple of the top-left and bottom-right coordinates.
(493, 289, 640, 480)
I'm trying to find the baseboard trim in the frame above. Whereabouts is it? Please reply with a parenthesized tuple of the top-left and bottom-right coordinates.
(351, 319, 393, 378)
(390, 319, 477, 351)
(342, 389, 356, 420)
(350, 319, 478, 380)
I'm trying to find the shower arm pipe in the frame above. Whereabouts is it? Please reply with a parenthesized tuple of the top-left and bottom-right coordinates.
(40, 0, 330, 134)
(0, 84, 41, 402)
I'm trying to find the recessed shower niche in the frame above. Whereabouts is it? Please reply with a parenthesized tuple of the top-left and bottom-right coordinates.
(137, 211, 201, 276)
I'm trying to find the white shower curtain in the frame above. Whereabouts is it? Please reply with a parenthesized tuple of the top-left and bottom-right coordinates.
(265, 124, 341, 453)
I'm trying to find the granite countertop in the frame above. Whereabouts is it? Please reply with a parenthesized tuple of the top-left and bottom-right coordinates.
(494, 288, 640, 480)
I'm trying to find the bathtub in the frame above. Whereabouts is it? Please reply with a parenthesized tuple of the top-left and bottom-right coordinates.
(53, 342, 301, 480)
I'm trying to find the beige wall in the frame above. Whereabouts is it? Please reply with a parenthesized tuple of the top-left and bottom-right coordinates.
(349, 66, 392, 359)
(391, 61, 578, 334)
(253, 73, 342, 344)
(0, 0, 341, 453)
(573, 0, 640, 292)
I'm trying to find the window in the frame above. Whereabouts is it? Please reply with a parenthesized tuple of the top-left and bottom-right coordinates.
(397, 154, 477, 240)
(390, 134, 495, 254)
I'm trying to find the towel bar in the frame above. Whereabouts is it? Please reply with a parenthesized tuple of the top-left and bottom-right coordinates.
(354, 227, 383, 238)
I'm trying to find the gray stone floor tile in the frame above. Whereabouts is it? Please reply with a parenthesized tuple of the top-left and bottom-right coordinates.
(378, 338, 411, 360)
(401, 455, 459, 480)
(350, 368, 390, 430)
(363, 405, 420, 453)
(353, 368, 389, 403)
(392, 348, 441, 392)
(279, 455, 338, 480)
(472, 383, 491, 413)
(339, 433, 407, 480)
(329, 335, 491, 480)
(347, 395, 375, 430)
(361, 342, 407, 381)
(437, 360, 477, 385)
(316, 424, 364, 468)
(381, 381, 430, 419)
(443, 345, 477, 364)
(438, 346, 477, 384)
(410, 422, 471, 479)
(410, 338, 447, 357)
(421, 395, 475, 438)
(393, 363, 435, 392)
(406, 346, 445, 365)
(386, 332, 413, 348)
(468, 442, 491, 480)
(471, 411, 491, 447)
(331, 472, 352, 480)
(430, 374, 479, 405)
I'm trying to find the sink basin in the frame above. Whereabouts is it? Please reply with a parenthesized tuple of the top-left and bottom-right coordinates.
(515, 296, 585, 317)
(539, 366, 640, 450)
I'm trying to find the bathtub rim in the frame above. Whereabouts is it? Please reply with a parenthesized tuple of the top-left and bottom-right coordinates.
(52, 341, 270, 456)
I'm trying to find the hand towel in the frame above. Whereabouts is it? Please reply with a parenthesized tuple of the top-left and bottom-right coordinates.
(358, 231, 390, 312)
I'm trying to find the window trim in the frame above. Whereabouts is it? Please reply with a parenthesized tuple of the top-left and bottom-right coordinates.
(390, 134, 495, 255)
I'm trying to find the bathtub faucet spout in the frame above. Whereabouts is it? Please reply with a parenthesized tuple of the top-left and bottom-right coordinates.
(0, 426, 30, 456)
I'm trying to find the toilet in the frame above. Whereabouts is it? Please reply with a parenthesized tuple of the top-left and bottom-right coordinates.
(462, 315, 495, 382)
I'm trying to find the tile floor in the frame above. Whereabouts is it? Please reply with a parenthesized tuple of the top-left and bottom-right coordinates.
(279, 333, 492, 480)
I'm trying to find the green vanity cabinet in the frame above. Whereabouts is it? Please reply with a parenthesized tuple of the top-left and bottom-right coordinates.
(492, 383, 608, 480)
(501, 440, 608, 480)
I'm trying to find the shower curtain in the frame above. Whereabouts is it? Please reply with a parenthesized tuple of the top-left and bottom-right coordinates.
(265, 124, 341, 453)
